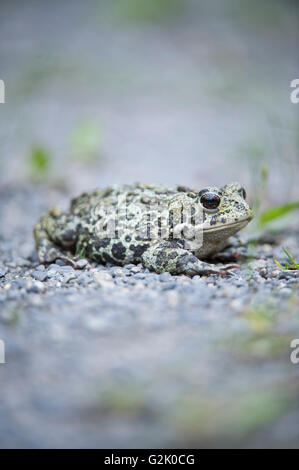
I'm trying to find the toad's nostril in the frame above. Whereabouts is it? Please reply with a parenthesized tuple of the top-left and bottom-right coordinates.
(239, 188, 246, 199)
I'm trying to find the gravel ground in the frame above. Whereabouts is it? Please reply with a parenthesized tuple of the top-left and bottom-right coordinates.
(0, 184, 299, 448)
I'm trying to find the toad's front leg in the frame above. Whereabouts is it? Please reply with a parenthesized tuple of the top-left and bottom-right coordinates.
(141, 241, 239, 276)
(34, 208, 79, 266)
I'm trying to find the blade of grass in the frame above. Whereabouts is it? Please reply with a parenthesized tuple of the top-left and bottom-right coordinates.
(273, 256, 285, 269)
(259, 201, 299, 227)
(273, 250, 299, 271)
(283, 249, 299, 268)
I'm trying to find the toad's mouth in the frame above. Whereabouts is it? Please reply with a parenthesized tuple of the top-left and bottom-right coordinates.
(202, 214, 253, 233)
(173, 214, 253, 240)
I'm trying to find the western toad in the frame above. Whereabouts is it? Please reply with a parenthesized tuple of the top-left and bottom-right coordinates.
(34, 182, 253, 276)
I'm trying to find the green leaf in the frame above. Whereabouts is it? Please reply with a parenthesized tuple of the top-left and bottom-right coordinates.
(114, 0, 184, 23)
(71, 120, 102, 162)
(28, 147, 51, 180)
(259, 201, 299, 226)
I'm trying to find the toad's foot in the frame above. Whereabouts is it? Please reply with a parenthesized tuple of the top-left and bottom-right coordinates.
(142, 241, 240, 277)
(34, 227, 78, 268)
(33, 211, 80, 268)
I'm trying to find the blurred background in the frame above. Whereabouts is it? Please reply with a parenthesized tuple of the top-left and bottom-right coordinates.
(0, 0, 299, 450)
(0, 0, 298, 203)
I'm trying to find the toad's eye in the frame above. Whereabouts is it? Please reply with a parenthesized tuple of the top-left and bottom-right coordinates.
(239, 187, 246, 199)
(200, 192, 221, 212)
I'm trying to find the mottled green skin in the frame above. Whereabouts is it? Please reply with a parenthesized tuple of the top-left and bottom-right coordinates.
(34, 182, 253, 276)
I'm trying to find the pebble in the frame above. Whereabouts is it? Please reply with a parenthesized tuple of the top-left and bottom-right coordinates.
(159, 272, 172, 282)
(62, 272, 77, 283)
(48, 264, 60, 272)
(17, 258, 32, 267)
(279, 271, 299, 280)
(59, 265, 76, 272)
(77, 273, 91, 286)
(13, 278, 27, 289)
(36, 265, 46, 271)
(93, 272, 113, 282)
(280, 288, 293, 296)
(6, 290, 21, 300)
(110, 267, 125, 277)
(32, 271, 48, 282)
(122, 268, 132, 277)
(0, 268, 8, 278)
(93, 271, 114, 288)
(55, 259, 66, 266)
(26, 280, 46, 293)
(134, 272, 145, 280)
(271, 269, 280, 277)
(161, 282, 177, 290)
(130, 266, 142, 274)
(248, 259, 268, 270)
(76, 259, 88, 269)
(47, 270, 59, 279)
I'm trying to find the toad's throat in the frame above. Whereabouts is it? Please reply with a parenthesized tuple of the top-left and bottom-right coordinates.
(173, 215, 252, 240)
(202, 215, 253, 233)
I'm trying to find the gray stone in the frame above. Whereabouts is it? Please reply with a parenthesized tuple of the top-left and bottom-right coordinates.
(55, 259, 66, 266)
(0, 268, 8, 278)
(36, 264, 46, 271)
(76, 259, 88, 269)
(124, 264, 135, 269)
(77, 273, 91, 286)
(280, 288, 293, 296)
(162, 282, 177, 290)
(32, 271, 48, 282)
(159, 272, 172, 282)
(134, 272, 145, 279)
(26, 280, 45, 293)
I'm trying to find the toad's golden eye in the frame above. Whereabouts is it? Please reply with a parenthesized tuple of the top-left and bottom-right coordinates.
(200, 193, 221, 212)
